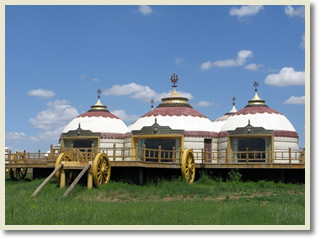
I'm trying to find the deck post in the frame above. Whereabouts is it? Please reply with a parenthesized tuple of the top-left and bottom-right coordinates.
(201, 149, 204, 164)
(172, 147, 176, 162)
(113, 143, 116, 161)
(38, 150, 41, 161)
(205, 149, 208, 163)
(246, 148, 249, 164)
(27, 152, 30, 162)
(139, 168, 144, 185)
(226, 149, 229, 164)
(143, 144, 146, 162)
(289, 147, 292, 164)
(23, 150, 26, 162)
(158, 146, 161, 163)
(135, 143, 138, 161)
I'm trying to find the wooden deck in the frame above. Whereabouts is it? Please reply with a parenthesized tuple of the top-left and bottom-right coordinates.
(5, 146, 305, 171)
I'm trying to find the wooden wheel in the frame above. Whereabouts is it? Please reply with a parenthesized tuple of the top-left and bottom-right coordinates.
(93, 152, 111, 186)
(9, 168, 27, 180)
(181, 149, 195, 184)
(55, 152, 72, 184)
(9, 155, 27, 181)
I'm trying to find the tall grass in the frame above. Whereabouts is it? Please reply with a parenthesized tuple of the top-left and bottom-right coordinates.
(5, 176, 305, 225)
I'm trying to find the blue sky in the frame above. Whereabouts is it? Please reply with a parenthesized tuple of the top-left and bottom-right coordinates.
(5, 5, 305, 152)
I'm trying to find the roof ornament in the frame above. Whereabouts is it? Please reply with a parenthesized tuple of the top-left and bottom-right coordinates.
(247, 81, 266, 107)
(151, 98, 154, 110)
(171, 73, 178, 88)
(232, 96, 236, 106)
(97, 89, 101, 99)
(253, 81, 259, 92)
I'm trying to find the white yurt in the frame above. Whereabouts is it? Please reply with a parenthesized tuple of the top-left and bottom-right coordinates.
(61, 91, 128, 152)
(128, 74, 218, 161)
(217, 83, 299, 163)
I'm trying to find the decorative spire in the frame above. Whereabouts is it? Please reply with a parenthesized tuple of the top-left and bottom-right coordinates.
(232, 96, 236, 106)
(89, 89, 108, 112)
(171, 73, 178, 88)
(253, 81, 259, 92)
(151, 98, 154, 110)
(157, 73, 192, 108)
(97, 89, 101, 99)
(226, 96, 237, 115)
(247, 82, 266, 107)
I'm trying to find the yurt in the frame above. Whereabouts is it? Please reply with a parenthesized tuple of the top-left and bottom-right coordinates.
(61, 90, 128, 153)
(128, 74, 218, 162)
(217, 83, 299, 163)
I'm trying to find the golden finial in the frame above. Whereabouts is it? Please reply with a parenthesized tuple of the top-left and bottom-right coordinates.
(171, 73, 178, 88)
(248, 81, 265, 106)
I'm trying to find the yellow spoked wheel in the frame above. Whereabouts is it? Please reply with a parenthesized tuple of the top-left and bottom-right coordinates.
(181, 149, 195, 184)
(93, 152, 111, 186)
(9, 155, 27, 181)
(55, 153, 72, 184)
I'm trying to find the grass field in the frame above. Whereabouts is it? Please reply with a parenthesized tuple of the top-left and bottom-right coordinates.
(5, 172, 305, 225)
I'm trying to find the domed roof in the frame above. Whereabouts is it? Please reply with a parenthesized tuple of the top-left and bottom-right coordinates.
(212, 96, 238, 133)
(129, 75, 217, 135)
(63, 92, 128, 134)
(220, 85, 297, 137)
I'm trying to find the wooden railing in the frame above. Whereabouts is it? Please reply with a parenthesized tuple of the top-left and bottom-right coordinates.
(7, 144, 305, 165)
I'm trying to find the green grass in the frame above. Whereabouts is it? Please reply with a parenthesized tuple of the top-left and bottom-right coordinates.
(5, 175, 305, 225)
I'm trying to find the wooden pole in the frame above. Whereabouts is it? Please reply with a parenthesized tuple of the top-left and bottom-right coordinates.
(113, 144, 116, 161)
(32, 163, 63, 197)
(172, 147, 176, 162)
(143, 144, 146, 161)
(63, 164, 91, 198)
(246, 148, 249, 164)
(87, 161, 93, 189)
(158, 146, 161, 163)
(289, 147, 292, 164)
(225, 148, 229, 164)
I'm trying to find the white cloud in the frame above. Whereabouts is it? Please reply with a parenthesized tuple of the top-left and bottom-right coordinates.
(111, 110, 140, 123)
(92, 78, 99, 82)
(201, 50, 253, 70)
(197, 101, 216, 107)
(138, 5, 152, 16)
(229, 5, 264, 18)
(244, 63, 262, 71)
(284, 96, 305, 104)
(200, 61, 213, 71)
(103, 83, 193, 102)
(28, 89, 55, 98)
(285, 6, 305, 18)
(29, 100, 79, 140)
(300, 33, 305, 49)
(265, 67, 305, 86)
(6, 132, 27, 140)
(175, 57, 184, 65)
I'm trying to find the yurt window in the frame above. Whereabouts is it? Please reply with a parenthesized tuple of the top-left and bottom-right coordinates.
(231, 137, 271, 162)
(135, 137, 181, 161)
(63, 138, 98, 149)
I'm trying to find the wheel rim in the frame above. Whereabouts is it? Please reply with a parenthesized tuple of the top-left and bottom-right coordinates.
(9, 167, 27, 181)
(181, 149, 195, 183)
(93, 152, 111, 186)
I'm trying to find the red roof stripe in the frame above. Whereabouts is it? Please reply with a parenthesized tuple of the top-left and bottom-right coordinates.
(141, 107, 207, 118)
(235, 107, 282, 115)
(77, 111, 119, 119)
